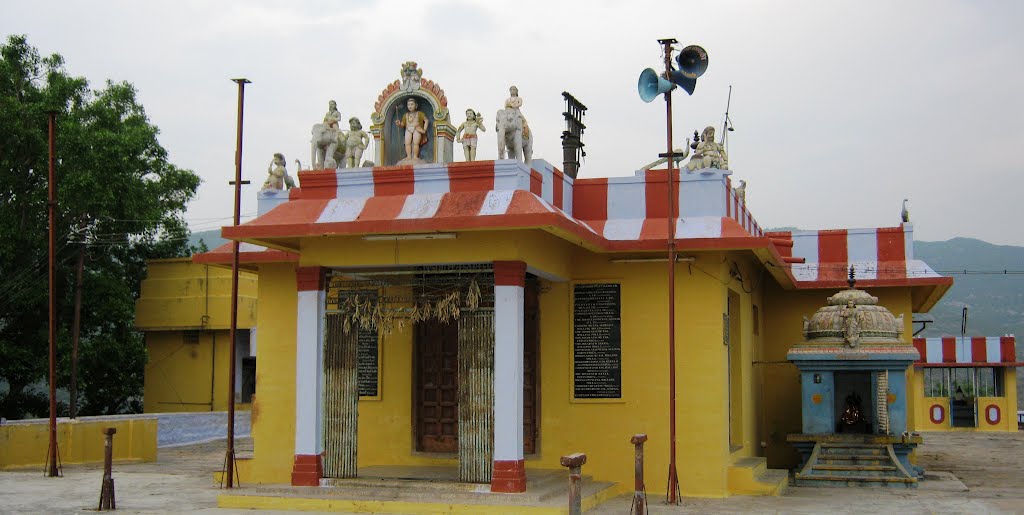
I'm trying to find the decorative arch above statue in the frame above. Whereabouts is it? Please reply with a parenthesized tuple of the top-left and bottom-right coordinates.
(370, 61, 456, 166)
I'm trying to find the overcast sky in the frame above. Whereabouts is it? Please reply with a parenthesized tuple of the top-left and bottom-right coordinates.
(4, 1, 1023, 245)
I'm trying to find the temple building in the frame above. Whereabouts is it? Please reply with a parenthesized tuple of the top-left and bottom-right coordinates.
(176, 62, 1002, 498)
(911, 336, 1019, 432)
(135, 258, 258, 412)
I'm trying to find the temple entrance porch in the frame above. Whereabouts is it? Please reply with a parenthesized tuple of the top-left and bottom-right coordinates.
(292, 262, 538, 492)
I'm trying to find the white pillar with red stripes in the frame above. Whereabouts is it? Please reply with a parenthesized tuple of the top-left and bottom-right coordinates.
(491, 260, 527, 493)
(291, 266, 326, 486)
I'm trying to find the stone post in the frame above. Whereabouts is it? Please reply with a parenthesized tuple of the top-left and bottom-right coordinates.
(561, 453, 587, 515)
(631, 434, 648, 513)
(98, 428, 116, 510)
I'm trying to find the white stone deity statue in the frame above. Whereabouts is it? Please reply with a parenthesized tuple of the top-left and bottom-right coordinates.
(400, 61, 422, 92)
(343, 117, 370, 169)
(395, 97, 428, 163)
(496, 86, 533, 164)
(684, 126, 729, 172)
(456, 109, 486, 161)
(324, 100, 342, 131)
(311, 100, 343, 169)
(262, 153, 295, 191)
(504, 85, 530, 133)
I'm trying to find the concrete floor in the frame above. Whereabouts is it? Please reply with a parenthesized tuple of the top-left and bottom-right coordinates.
(0, 431, 1021, 513)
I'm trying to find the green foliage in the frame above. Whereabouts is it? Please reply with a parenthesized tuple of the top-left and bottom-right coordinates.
(0, 35, 201, 418)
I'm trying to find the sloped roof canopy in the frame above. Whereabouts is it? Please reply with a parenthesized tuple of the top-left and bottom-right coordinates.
(197, 159, 951, 311)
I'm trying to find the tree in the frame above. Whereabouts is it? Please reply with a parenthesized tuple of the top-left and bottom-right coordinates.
(0, 35, 201, 418)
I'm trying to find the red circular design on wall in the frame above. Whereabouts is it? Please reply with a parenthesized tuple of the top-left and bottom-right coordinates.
(929, 404, 945, 424)
(985, 405, 1001, 425)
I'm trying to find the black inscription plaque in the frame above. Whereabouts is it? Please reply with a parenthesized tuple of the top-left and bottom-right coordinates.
(573, 283, 622, 399)
(357, 328, 379, 397)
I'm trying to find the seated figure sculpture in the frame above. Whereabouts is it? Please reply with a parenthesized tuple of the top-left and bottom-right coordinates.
(395, 97, 428, 163)
(262, 153, 295, 191)
(684, 126, 729, 172)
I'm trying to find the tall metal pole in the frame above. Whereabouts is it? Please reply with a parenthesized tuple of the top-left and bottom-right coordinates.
(46, 111, 60, 477)
(224, 78, 250, 489)
(658, 38, 681, 504)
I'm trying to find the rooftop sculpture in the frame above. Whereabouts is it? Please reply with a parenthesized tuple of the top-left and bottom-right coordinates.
(496, 85, 533, 164)
(370, 62, 455, 166)
(684, 126, 728, 172)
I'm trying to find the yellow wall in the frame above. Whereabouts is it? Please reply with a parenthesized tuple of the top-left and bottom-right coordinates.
(135, 258, 256, 331)
(911, 368, 1018, 432)
(144, 329, 247, 413)
(0, 417, 156, 470)
(240, 228, 928, 497)
(759, 281, 915, 469)
(138, 259, 257, 414)
(243, 230, 760, 497)
(238, 263, 298, 483)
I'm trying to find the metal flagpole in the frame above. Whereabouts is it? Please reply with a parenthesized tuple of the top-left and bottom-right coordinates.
(46, 111, 61, 478)
(223, 78, 250, 489)
(657, 37, 681, 505)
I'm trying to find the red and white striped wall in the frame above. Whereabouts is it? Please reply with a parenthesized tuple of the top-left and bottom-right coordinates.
(766, 224, 944, 287)
(571, 168, 763, 241)
(913, 336, 1021, 367)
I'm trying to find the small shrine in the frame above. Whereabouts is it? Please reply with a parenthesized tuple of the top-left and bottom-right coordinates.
(786, 269, 924, 487)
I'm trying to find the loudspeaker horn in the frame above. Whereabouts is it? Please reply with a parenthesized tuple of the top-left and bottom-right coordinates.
(638, 68, 674, 103)
(675, 45, 708, 79)
(668, 70, 697, 96)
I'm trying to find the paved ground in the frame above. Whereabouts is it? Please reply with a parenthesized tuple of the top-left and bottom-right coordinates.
(156, 412, 251, 448)
(0, 431, 1021, 513)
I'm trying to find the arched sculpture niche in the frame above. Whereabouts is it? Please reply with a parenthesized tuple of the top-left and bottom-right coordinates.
(370, 61, 455, 166)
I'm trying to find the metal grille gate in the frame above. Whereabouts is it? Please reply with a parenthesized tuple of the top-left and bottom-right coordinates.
(458, 312, 494, 483)
(323, 313, 358, 478)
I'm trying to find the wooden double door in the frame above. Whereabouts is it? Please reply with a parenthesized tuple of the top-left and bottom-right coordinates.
(414, 287, 539, 454)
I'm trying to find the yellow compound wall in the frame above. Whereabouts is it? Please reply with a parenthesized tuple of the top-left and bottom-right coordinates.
(0, 417, 156, 470)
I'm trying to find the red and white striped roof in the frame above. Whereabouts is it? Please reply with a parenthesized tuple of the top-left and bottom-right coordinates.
(202, 158, 950, 297)
(765, 226, 950, 290)
(912, 336, 1022, 367)
(220, 159, 766, 252)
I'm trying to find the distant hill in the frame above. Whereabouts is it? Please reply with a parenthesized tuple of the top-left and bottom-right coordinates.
(188, 229, 227, 252)
(914, 238, 1024, 339)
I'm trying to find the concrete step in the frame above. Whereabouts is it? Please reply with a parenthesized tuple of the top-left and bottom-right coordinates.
(817, 453, 889, 462)
(221, 478, 623, 512)
(814, 464, 897, 472)
(796, 473, 916, 483)
(819, 447, 887, 457)
(321, 472, 604, 504)
(819, 443, 887, 448)
(726, 457, 788, 496)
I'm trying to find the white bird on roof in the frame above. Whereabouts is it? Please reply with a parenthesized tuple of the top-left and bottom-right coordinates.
(901, 199, 910, 223)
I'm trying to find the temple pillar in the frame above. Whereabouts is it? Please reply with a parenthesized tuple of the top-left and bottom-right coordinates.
(292, 266, 326, 486)
(490, 261, 526, 493)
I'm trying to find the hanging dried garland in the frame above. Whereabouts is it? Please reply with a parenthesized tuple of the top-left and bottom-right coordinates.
(333, 276, 485, 334)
